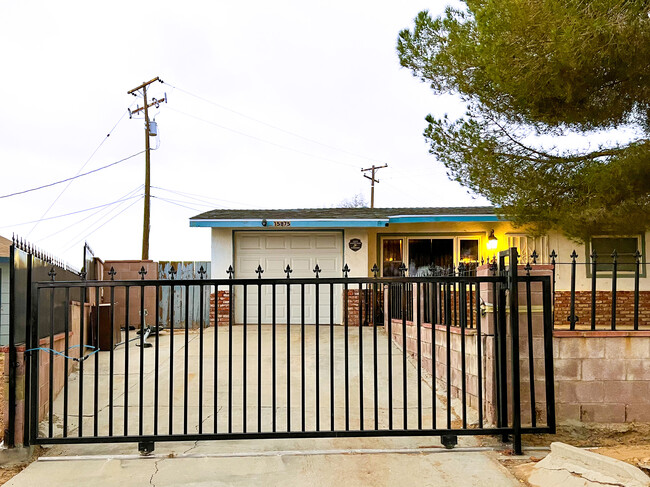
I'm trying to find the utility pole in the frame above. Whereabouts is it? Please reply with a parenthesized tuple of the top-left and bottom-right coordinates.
(361, 164, 388, 208)
(127, 77, 165, 260)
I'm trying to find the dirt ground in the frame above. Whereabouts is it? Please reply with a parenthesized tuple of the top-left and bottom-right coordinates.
(0, 446, 43, 486)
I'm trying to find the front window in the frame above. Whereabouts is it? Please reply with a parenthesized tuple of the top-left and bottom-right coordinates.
(381, 235, 482, 276)
(590, 236, 641, 275)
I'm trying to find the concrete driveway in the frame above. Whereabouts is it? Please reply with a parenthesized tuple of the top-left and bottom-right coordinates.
(6, 325, 519, 486)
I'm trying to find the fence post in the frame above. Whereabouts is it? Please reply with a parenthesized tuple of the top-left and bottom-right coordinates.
(507, 247, 522, 455)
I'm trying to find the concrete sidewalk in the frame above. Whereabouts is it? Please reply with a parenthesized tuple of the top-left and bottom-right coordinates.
(6, 439, 520, 486)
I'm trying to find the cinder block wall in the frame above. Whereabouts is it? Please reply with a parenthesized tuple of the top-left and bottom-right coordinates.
(553, 332, 650, 423)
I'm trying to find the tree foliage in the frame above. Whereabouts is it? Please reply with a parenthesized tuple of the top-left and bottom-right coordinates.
(338, 193, 368, 208)
(397, 0, 650, 240)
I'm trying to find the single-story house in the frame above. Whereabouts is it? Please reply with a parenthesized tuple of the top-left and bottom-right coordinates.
(189, 206, 649, 328)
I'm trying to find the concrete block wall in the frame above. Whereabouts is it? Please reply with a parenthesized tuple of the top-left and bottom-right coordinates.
(553, 332, 650, 423)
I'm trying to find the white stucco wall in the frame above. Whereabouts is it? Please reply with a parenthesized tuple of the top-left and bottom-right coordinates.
(343, 229, 369, 278)
(548, 230, 649, 292)
(211, 228, 233, 279)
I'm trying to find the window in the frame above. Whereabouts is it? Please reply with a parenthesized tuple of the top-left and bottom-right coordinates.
(589, 236, 641, 275)
(382, 239, 403, 277)
(506, 234, 549, 263)
(380, 235, 482, 276)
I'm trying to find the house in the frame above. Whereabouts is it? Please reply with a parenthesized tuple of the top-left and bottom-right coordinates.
(189, 206, 648, 328)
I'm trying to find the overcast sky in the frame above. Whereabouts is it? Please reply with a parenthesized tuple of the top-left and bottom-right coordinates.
(0, 0, 486, 268)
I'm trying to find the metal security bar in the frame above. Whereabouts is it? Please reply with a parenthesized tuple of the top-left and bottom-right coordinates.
(24, 254, 555, 455)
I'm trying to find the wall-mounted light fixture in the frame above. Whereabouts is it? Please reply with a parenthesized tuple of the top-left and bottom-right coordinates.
(487, 229, 498, 250)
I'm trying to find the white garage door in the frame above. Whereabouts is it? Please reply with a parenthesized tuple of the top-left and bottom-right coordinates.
(234, 232, 343, 324)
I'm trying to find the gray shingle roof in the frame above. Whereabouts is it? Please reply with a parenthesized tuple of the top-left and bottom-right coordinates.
(190, 206, 498, 220)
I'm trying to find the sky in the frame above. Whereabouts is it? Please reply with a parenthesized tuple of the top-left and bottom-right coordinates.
(0, 0, 486, 268)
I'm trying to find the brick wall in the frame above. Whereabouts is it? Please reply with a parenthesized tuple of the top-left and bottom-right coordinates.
(210, 290, 230, 326)
(346, 289, 361, 327)
(554, 291, 650, 329)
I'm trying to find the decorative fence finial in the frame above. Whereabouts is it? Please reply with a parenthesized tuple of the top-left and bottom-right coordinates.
(198, 266, 207, 279)
(284, 265, 293, 278)
(169, 265, 177, 279)
(108, 266, 116, 281)
(138, 266, 147, 280)
(342, 264, 350, 278)
(48, 267, 56, 281)
(226, 265, 234, 279)
(531, 250, 538, 264)
(371, 264, 379, 278)
(398, 263, 406, 277)
(313, 264, 321, 278)
(255, 265, 264, 279)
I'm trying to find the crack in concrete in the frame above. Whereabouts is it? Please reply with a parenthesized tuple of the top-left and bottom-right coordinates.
(546, 466, 628, 487)
(149, 458, 160, 487)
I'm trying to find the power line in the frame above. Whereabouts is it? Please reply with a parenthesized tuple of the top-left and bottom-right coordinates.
(151, 195, 204, 212)
(1, 194, 143, 228)
(151, 185, 256, 208)
(37, 184, 144, 242)
(168, 107, 361, 170)
(0, 151, 145, 200)
(58, 192, 144, 251)
(163, 81, 389, 166)
(27, 105, 135, 237)
(62, 196, 144, 253)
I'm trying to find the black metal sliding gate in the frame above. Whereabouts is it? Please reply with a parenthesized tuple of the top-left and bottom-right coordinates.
(24, 248, 555, 454)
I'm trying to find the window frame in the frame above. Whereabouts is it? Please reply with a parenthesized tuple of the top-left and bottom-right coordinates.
(585, 234, 645, 278)
(379, 233, 484, 277)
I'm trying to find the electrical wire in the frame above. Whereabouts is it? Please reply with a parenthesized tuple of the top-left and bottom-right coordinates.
(151, 186, 256, 208)
(0, 151, 145, 200)
(151, 195, 203, 212)
(56, 191, 144, 250)
(163, 81, 388, 165)
(27, 106, 135, 236)
(0, 193, 143, 228)
(37, 184, 144, 242)
(167, 107, 361, 170)
(61, 195, 143, 252)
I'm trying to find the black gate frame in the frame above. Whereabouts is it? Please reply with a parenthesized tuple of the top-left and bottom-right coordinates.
(20, 248, 555, 455)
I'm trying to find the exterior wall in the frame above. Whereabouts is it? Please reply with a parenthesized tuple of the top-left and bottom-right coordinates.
(343, 229, 369, 277)
(548, 230, 650, 292)
(103, 260, 158, 329)
(0, 262, 8, 346)
(211, 228, 233, 279)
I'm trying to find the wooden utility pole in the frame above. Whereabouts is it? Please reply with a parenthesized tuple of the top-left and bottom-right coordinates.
(361, 164, 388, 208)
(127, 77, 165, 260)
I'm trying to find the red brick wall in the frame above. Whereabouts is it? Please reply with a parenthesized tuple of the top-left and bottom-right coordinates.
(554, 291, 650, 329)
(210, 291, 230, 326)
(346, 289, 361, 327)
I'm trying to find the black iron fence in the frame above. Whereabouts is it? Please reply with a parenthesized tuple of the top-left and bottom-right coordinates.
(522, 249, 647, 331)
(23, 253, 554, 455)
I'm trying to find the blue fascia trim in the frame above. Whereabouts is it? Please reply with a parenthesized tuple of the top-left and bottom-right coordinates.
(388, 215, 500, 223)
(190, 219, 388, 228)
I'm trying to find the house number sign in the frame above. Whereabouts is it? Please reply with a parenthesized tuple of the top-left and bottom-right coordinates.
(349, 238, 362, 251)
(273, 221, 291, 227)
